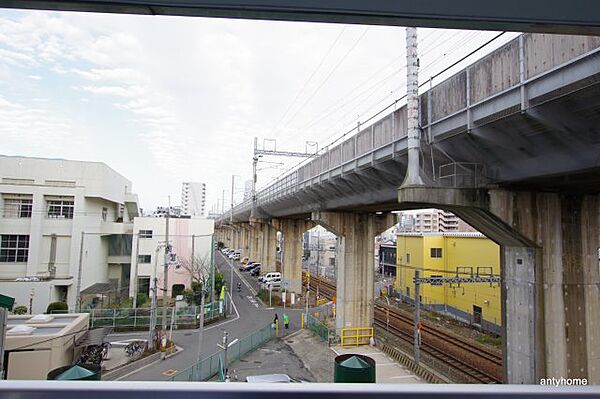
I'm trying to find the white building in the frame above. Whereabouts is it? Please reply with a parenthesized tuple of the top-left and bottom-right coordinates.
(0, 155, 139, 314)
(130, 216, 214, 300)
(181, 182, 206, 216)
(396, 209, 476, 233)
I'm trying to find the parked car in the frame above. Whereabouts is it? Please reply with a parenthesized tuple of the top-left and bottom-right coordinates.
(232, 253, 241, 261)
(259, 272, 281, 283)
(242, 262, 260, 271)
(246, 262, 261, 272)
(262, 278, 281, 290)
(239, 261, 255, 271)
(241, 256, 249, 264)
(250, 266, 261, 277)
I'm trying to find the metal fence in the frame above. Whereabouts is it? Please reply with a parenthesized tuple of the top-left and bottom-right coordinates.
(52, 302, 225, 329)
(169, 323, 275, 382)
(306, 313, 331, 343)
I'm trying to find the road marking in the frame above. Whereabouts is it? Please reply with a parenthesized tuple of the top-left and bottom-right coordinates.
(161, 369, 178, 376)
(218, 252, 257, 296)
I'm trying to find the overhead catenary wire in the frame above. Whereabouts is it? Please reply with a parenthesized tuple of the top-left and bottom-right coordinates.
(254, 31, 508, 193)
(282, 27, 371, 128)
(271, 26, 347, 133)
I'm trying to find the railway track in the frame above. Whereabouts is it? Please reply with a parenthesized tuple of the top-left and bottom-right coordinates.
(302, 271, 503, 383)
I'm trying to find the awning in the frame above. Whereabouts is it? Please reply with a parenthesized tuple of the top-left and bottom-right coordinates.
(80, 283, 113, 295)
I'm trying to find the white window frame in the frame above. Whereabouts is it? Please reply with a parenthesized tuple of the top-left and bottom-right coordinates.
(3, 197, 32, 218)
(47, 199, 74, 219)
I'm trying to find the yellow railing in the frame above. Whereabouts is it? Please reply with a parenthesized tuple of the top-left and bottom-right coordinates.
(340, 327, 373, 347)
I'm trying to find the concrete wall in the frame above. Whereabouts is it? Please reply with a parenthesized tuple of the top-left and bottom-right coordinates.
(1, 156, 140, 312)
(130, 217, 214, 298)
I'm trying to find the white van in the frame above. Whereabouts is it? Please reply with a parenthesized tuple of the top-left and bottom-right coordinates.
(263, 277, 281, 290)
(259, 272, 281, 283)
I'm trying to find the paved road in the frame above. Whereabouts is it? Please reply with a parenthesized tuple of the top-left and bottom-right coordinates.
(118, 251, 303, 381)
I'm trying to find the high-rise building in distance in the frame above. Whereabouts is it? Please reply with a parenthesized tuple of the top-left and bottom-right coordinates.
(181, 182, 206, 216)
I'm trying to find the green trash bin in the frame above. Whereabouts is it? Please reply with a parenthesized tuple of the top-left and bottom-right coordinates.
(334, 354, 376, 383)
(47, 364, 101, 381)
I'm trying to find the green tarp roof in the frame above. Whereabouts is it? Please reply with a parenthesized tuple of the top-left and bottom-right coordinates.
(339, 356, 370, 369)
(55, 365, 96, 380)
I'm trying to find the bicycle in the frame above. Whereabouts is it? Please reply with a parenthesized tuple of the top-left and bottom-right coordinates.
(124, 341, 146, 358)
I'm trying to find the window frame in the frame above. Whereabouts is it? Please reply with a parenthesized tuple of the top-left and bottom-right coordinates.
(138, 254, 151, 263)
(0, 234, 30, 263)
(47, 199, 74, 219)
(139, 230, 153, 239)
(3, 197, 33, 218)
(430, 247, 443, 258)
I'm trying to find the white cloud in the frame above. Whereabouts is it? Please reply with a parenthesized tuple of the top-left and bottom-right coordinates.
(27, 74, 41, 80)
(0, 95, 73, 152)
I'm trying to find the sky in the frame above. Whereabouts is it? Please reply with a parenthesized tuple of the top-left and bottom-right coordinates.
(0, 9, 519, 213)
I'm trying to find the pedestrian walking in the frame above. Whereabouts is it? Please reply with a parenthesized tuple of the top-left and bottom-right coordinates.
(272, 313, 278, 329)
(283, 313, 289, 329)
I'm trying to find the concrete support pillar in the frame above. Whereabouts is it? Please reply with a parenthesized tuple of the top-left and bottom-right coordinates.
(249, 220, 263, 262)
(273, 219, 315, 295)
(311, 211, 395, 331)
(262, 223, 278, 273)
(239, 224, 251, 259)
(231, 226, 240, 250)
(398, 186, 600, 384)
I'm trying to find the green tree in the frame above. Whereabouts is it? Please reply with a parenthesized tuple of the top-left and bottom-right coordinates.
(214, 272, 225, 298)
(183, 281, 205, 306)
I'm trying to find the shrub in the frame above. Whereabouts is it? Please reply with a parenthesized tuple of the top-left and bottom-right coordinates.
(13, 305, 28, 315)
(46, 301, 68, 314)
(136, 293, 149, 306)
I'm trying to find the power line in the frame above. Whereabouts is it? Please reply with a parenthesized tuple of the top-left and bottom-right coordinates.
(272, 26, 347, 132)
(255, 31, 508, 193)
(282, 27, 371, 128)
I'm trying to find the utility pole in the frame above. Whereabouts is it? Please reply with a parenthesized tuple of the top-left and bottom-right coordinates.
(132, 232, 140, 308)
(210, 235, 215, 307)
(196, 283, 206, 375)
(75, 231, 84, 312)
(162, 196, 171, 336)
(402, 27, 424, 187)
(221, 190, 226, 216)
(414, 270, 421, 365)
(222, 331, 229, 382)
(230, 175, 235, 223)
(148, 246, 160, 350)
(0, 307, 6, 379)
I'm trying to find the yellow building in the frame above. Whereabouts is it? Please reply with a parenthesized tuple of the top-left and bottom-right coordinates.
(396, 232, 501, 334)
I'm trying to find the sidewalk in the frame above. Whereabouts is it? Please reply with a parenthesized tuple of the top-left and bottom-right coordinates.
(330, 344, 424, 383)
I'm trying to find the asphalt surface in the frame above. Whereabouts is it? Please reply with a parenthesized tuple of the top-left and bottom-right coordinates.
(117, 251, 303, 381)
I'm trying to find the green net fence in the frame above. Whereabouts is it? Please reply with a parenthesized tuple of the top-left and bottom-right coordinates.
(169, 323, 275, 382)
(52, 302, 225, 329)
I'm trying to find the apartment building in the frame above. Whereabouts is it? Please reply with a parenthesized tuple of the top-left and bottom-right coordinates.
(130, 216, 214, 299)
(181, 182, 206, 217)
(0, 155, 139, 314)
(397, 209, 476, 233)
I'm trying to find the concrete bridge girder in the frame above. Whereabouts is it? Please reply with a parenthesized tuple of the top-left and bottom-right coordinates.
(398, 186, 600, 385)
(311, 211, 396, 332)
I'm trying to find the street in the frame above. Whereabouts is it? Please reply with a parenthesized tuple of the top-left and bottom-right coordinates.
(117, 251, 304, 381)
